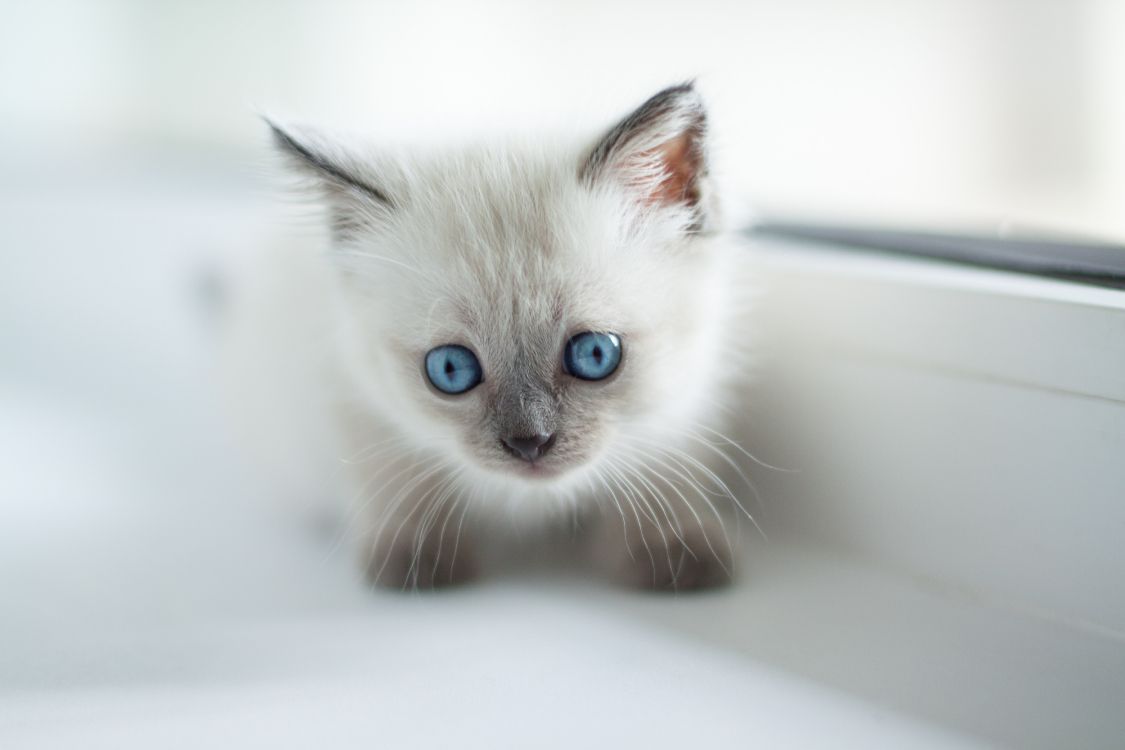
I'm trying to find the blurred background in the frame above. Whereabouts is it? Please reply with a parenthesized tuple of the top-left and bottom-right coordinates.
(4, 0, 1124, 235)
(1, 1, 1123, 746)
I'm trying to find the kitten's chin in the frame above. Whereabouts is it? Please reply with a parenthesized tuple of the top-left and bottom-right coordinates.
(508, 461, 566, 481)
(475, 456, 578, 485)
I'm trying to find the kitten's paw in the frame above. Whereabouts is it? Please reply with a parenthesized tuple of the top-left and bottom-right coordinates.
(363, 532, 478, 590)
(596, 517, 735, 592)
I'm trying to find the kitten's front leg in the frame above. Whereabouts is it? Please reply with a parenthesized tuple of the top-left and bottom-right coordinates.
(356, 456, 478, 590)
(590, 463, 736, 591)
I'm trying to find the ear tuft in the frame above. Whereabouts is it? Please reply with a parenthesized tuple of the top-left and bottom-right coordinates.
(263, 116, 394, 208)
(581, 82, 710, 228)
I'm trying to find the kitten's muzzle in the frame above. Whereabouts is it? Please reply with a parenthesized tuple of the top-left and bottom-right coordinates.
(501, 432, 556, 463)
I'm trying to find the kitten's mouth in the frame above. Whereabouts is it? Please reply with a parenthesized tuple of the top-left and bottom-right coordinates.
(509, 460, 564, 480)
(490, 452, 570, 481)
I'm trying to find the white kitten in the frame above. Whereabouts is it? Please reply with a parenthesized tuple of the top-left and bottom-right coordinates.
(262, 83, 754, 590)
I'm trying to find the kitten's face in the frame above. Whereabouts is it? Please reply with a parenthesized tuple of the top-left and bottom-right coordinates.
(272, 84, 727, 493)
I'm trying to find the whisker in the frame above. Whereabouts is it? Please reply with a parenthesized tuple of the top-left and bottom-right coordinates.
(337, 436, 406, 465)
(603, 460, 657, 584)
(627, 434, 767, 541)
(678, 430, 769, 517)
(589, 466, 635, 562)
(618, 442, 733, 578)
(406, 470, 464, 589)
(322, 444, 418, 564)
(430, 484, 465, 586)
(605, 459, 673, 586)
(693, 423, 799, 474)
(365, 460, 452, 584)
(618, 456, 695, 561)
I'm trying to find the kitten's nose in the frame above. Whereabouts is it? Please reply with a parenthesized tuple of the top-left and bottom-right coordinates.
(502, 432, 556, 463)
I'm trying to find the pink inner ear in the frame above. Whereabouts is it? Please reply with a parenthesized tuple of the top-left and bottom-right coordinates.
(630, 130, 703, 209)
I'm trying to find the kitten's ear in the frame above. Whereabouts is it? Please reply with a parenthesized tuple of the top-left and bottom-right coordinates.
(581, 82, 712, 231)
(264, 117, 395, 237)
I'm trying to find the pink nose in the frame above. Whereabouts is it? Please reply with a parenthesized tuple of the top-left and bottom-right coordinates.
(502, 433, 556, 462)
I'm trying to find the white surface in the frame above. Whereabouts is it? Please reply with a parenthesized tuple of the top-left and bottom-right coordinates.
(4, 165, 1125, 748)
(753, 241, 1125, 401)
(0, 395, 970, 750)
(750, 241, 1125, 633)
(3, 385, 1122, 748)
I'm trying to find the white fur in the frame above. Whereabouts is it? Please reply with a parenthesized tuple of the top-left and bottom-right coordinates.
(235, 86, 755, 585)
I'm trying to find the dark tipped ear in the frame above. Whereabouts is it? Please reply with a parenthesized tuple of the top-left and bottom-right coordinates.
(581, 82, 711, 230)
(261, 117, 393, 211)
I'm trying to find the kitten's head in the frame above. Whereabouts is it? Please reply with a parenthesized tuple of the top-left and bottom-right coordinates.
(270, 84, 732, 496)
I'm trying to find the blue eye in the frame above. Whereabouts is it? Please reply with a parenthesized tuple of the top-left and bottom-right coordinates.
(563, 332, 622, 381)
(425, 345, 483, 395)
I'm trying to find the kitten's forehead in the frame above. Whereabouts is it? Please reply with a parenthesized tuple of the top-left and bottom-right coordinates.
(407, 146, 591, 259)
(367, 140, 691, 364)
(430, 270, 575, 362)
(393, 147, 626, 330)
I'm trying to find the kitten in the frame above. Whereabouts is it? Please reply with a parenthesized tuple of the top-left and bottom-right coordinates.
(265, 83, 753, 590)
